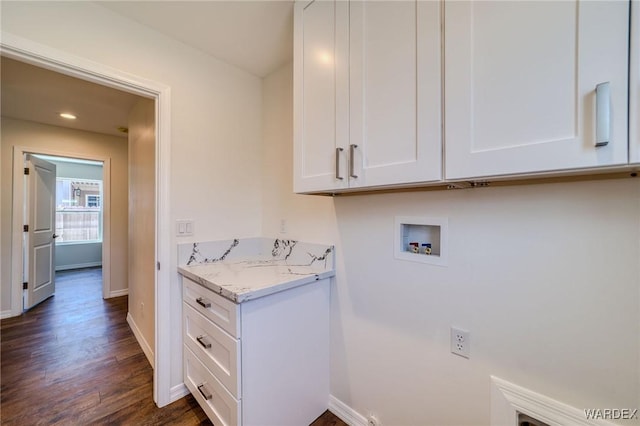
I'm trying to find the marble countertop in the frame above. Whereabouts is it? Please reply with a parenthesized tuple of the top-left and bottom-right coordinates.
(178, 238, 335, 303)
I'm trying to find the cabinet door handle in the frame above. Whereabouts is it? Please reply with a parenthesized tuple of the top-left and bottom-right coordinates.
(335, 147, 344, 180)
(197, 383, 212, 401)
(195, 297, 211, 308)
(595, 82, 610, 147)
(196, 335, 212, 349)
(349, 144, 358, 178)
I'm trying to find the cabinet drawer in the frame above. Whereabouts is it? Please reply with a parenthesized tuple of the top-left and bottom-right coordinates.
(183, 302, 241, 398)
(183, 277, 240, 338)
(184, 346, 241, 426)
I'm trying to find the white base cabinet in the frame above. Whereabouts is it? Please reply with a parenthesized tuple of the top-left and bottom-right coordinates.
(182, 276, 330, 426)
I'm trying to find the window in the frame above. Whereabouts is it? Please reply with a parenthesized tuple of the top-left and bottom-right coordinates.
(55, 178, 102, 243)
(86, 195, 101, 208)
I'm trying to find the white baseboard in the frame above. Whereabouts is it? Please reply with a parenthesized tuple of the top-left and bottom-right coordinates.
(55, 262, 102, 271)
(126, 312, 154, 368)
(1, 309, 17, 319)
(329, 395, 368, 426)
(108, 288, 128, 298)
(170, 383, 190, 402)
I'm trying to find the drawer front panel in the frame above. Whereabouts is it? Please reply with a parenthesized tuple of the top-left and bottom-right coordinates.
(184, 346, 241, 426)
(183, 277, 240, 337)
(183, 302, 241, 398)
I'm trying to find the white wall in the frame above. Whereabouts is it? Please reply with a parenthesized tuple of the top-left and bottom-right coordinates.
(0, 118, 128, 308)
(49, 160, 102, 180)
(1, 1, 263, 391)
(262, 63, 640, 425)
(55, 243, 102, 271)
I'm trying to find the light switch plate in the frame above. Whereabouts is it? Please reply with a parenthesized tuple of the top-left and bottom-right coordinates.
(176, 220, 194, 236)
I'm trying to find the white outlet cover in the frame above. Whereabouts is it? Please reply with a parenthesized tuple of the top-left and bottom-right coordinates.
(450, 326, 470, 358)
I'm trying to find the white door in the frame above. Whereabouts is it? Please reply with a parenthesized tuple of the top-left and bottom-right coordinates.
(349, 0, 442, 188)
(445, 0, 629, 180)
(24, 154, 57, 309)
(294, 0, 349, 193)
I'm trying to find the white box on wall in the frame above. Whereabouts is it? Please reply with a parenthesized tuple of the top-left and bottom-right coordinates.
(394, 216, 448, 266)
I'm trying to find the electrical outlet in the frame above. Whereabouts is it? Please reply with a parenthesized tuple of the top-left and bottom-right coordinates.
(367, 414, 380, 426)
(280, 219, 287, 234)
(450, 327, 470, 358)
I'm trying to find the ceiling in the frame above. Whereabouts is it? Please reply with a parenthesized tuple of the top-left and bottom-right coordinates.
(97, 1, 294, 78)
(1, 57, 143, 138)
(1, 2, 294, 138)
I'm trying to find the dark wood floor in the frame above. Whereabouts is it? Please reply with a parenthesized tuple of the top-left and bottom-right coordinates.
(1, 267, 347, 426)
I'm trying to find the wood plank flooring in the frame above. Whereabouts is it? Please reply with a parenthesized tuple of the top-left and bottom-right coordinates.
(1, 267, 347, 426)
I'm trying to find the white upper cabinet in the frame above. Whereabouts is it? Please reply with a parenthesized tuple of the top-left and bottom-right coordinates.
(348, 0, 442, 188)
(631, 0, 639, 164)
(294, 0, 442, 193)
(444, 1, 630, 180)
(293, 0, 349, 193)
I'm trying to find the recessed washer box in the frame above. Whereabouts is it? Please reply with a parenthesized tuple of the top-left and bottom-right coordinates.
(394, 216, 448, 266)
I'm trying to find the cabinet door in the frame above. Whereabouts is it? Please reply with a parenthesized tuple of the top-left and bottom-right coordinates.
(349, 0, 442, 188)
(631, 0, 639, 164)
(294, 0, 349, 193)
(445, 1, 629, 180)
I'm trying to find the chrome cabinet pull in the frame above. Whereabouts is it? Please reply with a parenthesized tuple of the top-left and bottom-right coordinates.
(195, 297, 211, 308)
(335, 147, 344, 180)
(197, 383, 212, 400)
(196, 335, 212, 349)
(595, 82, 610, 147)
(349, 144, 358, 178)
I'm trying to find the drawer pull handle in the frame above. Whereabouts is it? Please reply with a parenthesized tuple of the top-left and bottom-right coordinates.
(196, 297, 211, 308)
(197, 383, 212, 401)
(196, 335, 212, 349)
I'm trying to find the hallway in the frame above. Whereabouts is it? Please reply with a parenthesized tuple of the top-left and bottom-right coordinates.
(0, 267, 209, 425)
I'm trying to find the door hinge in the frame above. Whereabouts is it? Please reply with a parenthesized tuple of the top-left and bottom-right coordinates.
(157, 261, 161, 271)
(23, 225, 29, 232)
(23, 282, 28, 290)
(24, 167, 30, 175)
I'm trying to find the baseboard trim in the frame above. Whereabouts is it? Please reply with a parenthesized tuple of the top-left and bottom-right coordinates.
(55, 262, 102, 271)
(329, 395, 368, 426)
(108, 288, 129, 298)
(170, 383, 190, 403)
(1, 309, 17, 319)
(126, 312, 154, 368)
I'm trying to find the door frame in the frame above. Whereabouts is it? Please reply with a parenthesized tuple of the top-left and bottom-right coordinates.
(14, 149, 112, 300)
(1, 33, 173, 407)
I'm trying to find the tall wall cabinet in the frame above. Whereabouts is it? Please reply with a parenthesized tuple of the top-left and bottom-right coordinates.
(294, 0, 634, 194)
(293, 0, 442, 193)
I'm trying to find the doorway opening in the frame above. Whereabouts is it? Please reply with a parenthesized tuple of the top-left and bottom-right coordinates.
(23, 154, 107, 311)
(2, 37, 172, 406)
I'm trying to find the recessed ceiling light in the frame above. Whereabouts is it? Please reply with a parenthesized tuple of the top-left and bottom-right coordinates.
(60, 113, 77, 120)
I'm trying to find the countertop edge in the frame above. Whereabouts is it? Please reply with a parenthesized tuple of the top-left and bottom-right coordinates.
(178, 266, 335, 304)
